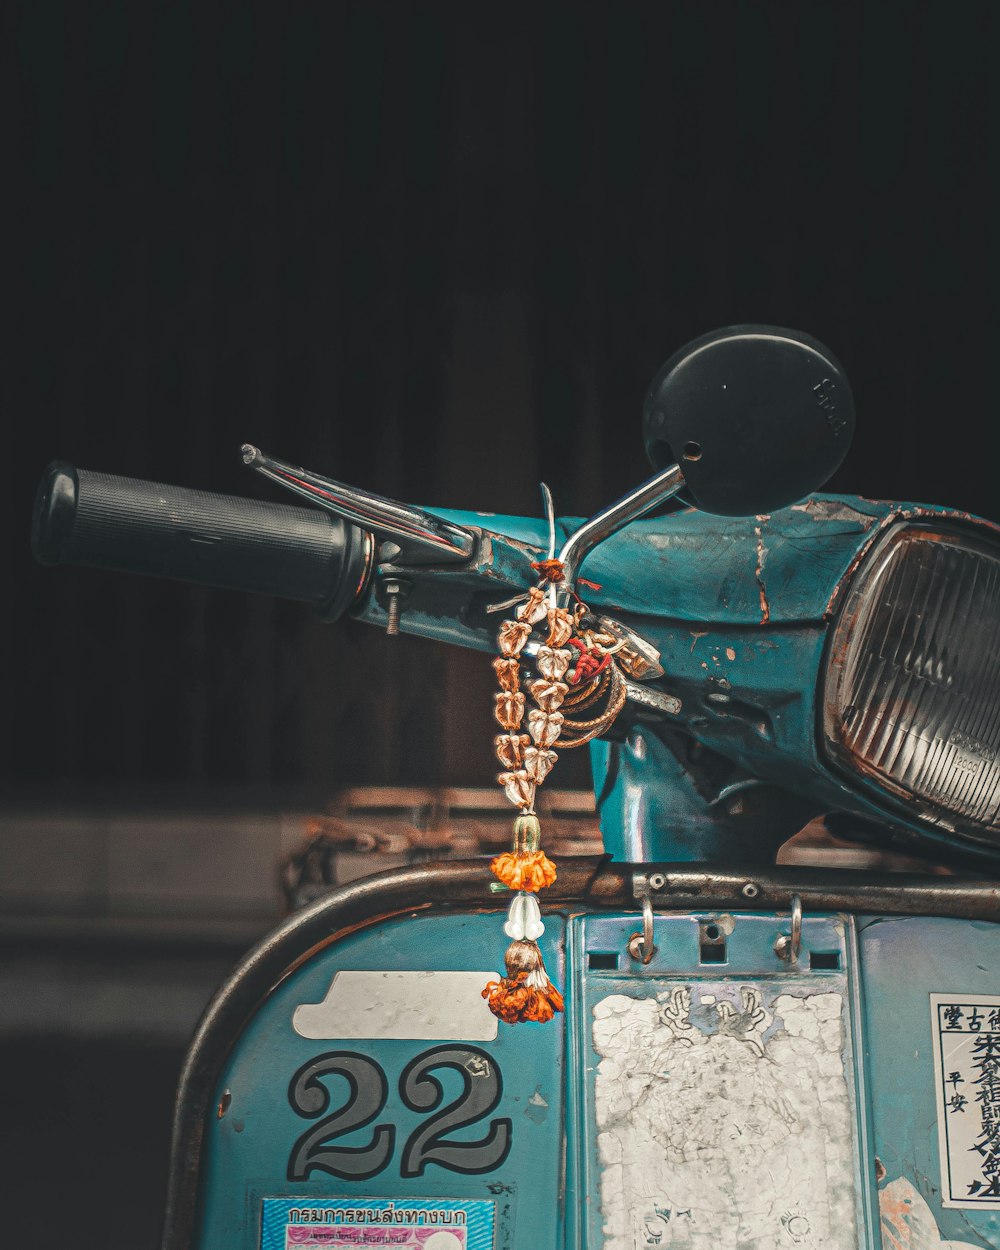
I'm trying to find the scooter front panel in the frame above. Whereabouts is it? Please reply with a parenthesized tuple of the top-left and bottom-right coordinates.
(171, 866, 1000, 1249)
(196, 911, 566, 1250)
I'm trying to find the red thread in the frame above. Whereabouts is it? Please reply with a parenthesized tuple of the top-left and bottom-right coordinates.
(566, 641, 612, 685)
(530, 559, 565, 583)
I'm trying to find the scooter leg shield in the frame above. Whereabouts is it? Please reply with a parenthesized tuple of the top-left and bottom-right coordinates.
(165, 861, 1000, 1250)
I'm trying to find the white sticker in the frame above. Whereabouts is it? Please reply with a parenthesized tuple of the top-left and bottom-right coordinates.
(879, 1176, 981, 1249)
(293, 971, 499, 1041)
(930, 993, 1000, 1208)
(593, 984, 858, 1249)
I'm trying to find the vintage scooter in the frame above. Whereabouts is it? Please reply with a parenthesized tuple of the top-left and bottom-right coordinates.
(34, 327, 1000, 1250)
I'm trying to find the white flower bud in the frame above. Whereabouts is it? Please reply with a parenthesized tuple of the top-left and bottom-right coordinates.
(503, 891, 545, 941)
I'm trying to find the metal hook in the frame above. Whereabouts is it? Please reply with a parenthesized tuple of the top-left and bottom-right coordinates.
(775, 893, 803, 963)
(627, 891, 657, 965)
(538, 482, 561, 610)
(539, 482, 556, 561)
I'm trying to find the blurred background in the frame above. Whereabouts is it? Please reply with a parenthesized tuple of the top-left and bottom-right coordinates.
(3, 1, 999, 1244)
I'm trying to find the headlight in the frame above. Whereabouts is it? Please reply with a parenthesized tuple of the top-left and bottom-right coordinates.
(823, 522, 1000, 843)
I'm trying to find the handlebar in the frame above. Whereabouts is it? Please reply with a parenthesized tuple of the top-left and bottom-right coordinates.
(32, 462, 371, 619)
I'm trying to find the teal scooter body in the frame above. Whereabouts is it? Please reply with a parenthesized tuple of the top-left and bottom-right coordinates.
(161, 489, 1000, 1249)
(356, 493, 1000, 869)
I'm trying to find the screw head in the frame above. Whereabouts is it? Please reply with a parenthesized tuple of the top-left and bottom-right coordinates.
(742, 881, 760, 899)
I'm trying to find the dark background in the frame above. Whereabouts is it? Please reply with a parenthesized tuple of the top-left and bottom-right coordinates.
(3, 1, 999, 1244)
(6, 0, 1000, 799)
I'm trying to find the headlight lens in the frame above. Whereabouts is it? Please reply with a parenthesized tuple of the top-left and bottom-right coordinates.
(823, 522, 1000, 840)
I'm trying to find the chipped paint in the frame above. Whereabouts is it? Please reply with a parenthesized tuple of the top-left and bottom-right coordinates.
(415, 496, 1000, 634)
(878, 1177, 981, 1250)
(725, 646, 736, 661)
(593, 985, 857, 1248)
(821, 513, 897, 620)
(690, 631, 708, 652)
(790, 498, 878, 526)
(753, 524, 771, 625)
(524, 1085, 549, 1125)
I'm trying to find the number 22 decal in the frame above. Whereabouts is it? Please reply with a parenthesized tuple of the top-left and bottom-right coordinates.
(287, 1046, 512, 1181)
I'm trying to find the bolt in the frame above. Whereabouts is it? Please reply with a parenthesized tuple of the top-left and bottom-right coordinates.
(384, 580, 403, 636)
(742, 881, 760, 899)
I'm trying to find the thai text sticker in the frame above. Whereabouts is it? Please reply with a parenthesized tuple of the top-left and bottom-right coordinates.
(930, 994, 1000, 1208)
(260, 1198, 495, 1250)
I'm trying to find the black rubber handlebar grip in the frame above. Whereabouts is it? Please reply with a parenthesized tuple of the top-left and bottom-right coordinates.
(32, 462, 370, 620)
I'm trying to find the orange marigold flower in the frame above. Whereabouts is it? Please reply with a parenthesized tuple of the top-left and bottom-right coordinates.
(482, 973, 531, 1024)
(482, 971, 565, 1025)
(523, 979, 565, 1023)
(491, 849, 557, 892)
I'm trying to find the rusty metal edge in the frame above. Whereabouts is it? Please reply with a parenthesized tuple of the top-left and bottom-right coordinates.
(161, 856, 1000, 1249)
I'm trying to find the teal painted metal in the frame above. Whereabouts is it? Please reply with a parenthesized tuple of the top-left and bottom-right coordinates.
(196, 912, 566, 1250)
(361, 493, 898, 644)
(355, 493, 1000, 866)
(193, 903, 1000, 1248)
